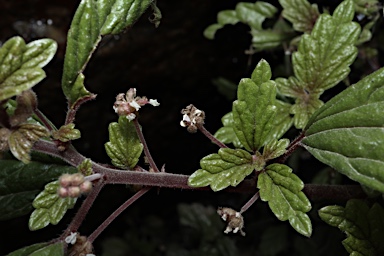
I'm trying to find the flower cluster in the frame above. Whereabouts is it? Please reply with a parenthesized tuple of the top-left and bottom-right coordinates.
(65, 232, 94, 256)
(217, 207, 246, 236)
(113, 88, 160, 121)
(180, 104, 205, 133)
(58, 173, 93, 198)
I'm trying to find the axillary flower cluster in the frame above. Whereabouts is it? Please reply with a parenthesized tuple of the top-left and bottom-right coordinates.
(113, 88, 160, 120)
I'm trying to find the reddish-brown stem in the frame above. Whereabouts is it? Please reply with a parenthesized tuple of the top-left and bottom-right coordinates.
(65, 94, 97, 125)
(277, 131, 305, 163)
(240, 191, 259, 214)
(198, 124, 228, 148)
(32, 139, 367, 201)
(133, 118, 160, 172)
(60, 178, 105, 241)
(34, 108, 55, 131)
(87, 187, 151, 243)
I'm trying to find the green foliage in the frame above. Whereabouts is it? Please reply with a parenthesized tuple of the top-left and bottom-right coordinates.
(276, 0, 360, 129)
(6, 243, 48, 256)
(62, 0, 153, 107)
(51, 123, 81, 142)
(279, 0, 319, 33)
(188, 148, 256, 191)
(214, 112, 243, 148)
(319, 200, 384, 255)
(303, 67, 384, 193)
(29, 181, 77, 231)
(258, 163, 312, 237)
(0, 37, 57, 101)
(105, 116, 143, 169)
(233, 59, 277, 152)
(0, 160, 77, 221)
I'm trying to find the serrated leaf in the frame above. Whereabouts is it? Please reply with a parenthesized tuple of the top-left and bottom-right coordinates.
(63, 0, 153, 107)
(319, 199, 384, 255)
(51, 123, 81, 142)
(188, 148, 255, 191)
(214, 112, 243, 148)
(29, 181, 77, 230)
(302, 67, 384, 193)
(0, 37, 57, 101)
(269, 100, 293, 140)
(293, 0, 360, 92)
(262, 138, 289, 160)
(279, 0, 320, 33)
(6, 242, 48, 256)
(257, 163, 312, 237)
(233, 61, 277, 152)
(203, 1, 277, 40)
(8, 123, 49, 163)
(105, 116, 143, 169)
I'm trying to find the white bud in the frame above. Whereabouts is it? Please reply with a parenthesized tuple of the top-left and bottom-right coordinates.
(149, 99, 160, 106)
(65, 232, 77, 244)
(126, 113, 136, 121)
(130, 100, 141, 111)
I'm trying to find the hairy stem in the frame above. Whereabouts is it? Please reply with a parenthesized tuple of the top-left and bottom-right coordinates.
(60, 178, 105, 241)
(198, 124, 228, 148)
(133, 118, 160, 172)
(240, 191, 259, 214)
(32, 140, 366, 201)
(87, 187, 151, 243)
(277, 131, 305, 163)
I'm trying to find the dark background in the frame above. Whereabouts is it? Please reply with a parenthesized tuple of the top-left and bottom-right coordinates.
(1, 0, 382, 255)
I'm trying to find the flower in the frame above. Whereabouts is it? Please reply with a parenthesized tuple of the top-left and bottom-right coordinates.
(113, 88, 160, 121)
(180, 104, 205, 133)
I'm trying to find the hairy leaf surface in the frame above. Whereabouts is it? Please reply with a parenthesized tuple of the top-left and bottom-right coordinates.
(319, 200, 384, 255)
(258, 163, 312, 237)
(233, 60, 277, 152)
(279, 0, 319, 33)
(105, 116, 143, 169)
(188, 148, 255, 191)
(0, 37, 57, 101)
(62, 0, 153, 107)
(6, 242, 49, 256)
(29, 181, 77, 231)
(303, 67, 384, 192)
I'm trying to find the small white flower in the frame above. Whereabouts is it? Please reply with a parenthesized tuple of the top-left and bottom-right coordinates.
(130, 100, 141, 111)
(126, 113, 136, 121)
(113, 105, 118, 113)
(149, 99, 160, 107)
(65, 232, 77, 245)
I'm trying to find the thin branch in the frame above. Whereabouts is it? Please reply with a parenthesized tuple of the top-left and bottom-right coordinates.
(60, 178, 105, 240)
(87, 187, 151, 243)
(277, 131, 305, 163)
(33, 109, 55, 132)
(197, 124, 228, 148)
(240, 191, 259, 214)
(133, 118, 160, 172)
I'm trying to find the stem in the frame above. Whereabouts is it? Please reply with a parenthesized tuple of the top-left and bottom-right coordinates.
(32, 139, 367, 200)
(133, 118, 160, 172)
(34, 109, 55, 131)
(60, 178, 105, 240)
(198, 124, 228, 148)
(277, 131, 305, 163)
(87, 187, 151, 243)
(240, 191, 259, 214)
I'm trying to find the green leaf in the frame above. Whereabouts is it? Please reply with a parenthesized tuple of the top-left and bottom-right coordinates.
(29, 242, 65, 256)
(105, 116, 143, 169)
(8, 123, 50, 163)
(62, 0, 153, 107)
(188, 148, 255, 191)
(0, 160, 77, 221)
(6, 242, 48, 256)
(233, 60, 277, 152)
(214, 112, 243, 148)
(269, 100, 293, 140)
(302, 67, 384, 193)
(29, 181, 77, 230)
(203, 1, 277, 40)
(51, 123, 81, 142)
(0, 37, 57, 101)
(100, 0, 153, 35)
(262, 138, 289, 160)
(279, 0, 320, 33)
(319, 199, 384, 255)
(257, 163, 312, 237)
(293, 0, 360, 92)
